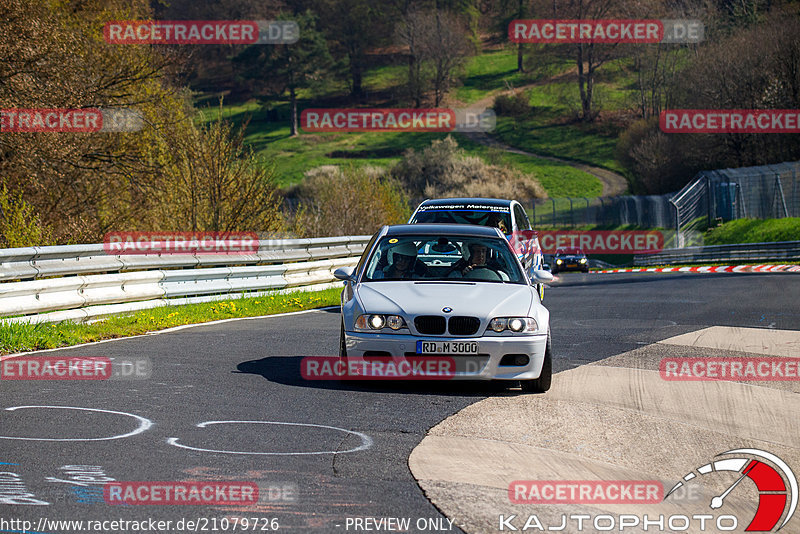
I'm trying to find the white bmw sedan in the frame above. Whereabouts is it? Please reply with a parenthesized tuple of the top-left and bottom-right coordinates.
(334, 224, 554, 392)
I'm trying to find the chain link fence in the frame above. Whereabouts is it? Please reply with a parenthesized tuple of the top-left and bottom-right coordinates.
(671, 161, 800, 246)
(529, 195, 675, 229)
(289, 161, 799, 248)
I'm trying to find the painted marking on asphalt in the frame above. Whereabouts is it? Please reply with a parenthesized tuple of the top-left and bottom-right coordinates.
(0, 471, 49, 505)
(0, 406, 152, 441)
(167, 421, 373, 455)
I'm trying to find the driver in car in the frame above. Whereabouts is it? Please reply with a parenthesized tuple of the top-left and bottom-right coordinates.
(448, 243, 504, 279)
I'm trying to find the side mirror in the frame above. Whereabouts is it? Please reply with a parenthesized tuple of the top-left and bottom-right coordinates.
(333, 266, 355, 281)
(531, 269, 554, 284)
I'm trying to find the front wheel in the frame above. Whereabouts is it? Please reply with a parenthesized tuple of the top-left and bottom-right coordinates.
(521, 330, 552, 393)
(338, 321, 347, 358)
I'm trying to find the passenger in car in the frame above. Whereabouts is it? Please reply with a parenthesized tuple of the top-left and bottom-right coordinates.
(377, 242, 427, 279)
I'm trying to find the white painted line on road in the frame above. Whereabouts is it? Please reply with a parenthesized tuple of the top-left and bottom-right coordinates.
(0, 406, 152, 441)
(166, 421, 373, 455)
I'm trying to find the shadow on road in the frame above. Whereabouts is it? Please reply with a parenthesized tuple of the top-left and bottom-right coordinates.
(235, 356, 535, 397)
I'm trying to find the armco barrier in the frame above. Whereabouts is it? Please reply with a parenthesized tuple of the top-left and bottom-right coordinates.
(0, 236, 371, 324)
(633, 241, 800, 266)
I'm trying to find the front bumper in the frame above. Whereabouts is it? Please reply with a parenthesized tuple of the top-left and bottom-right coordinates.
(344, 331, 548, 380)
(553, 262, 589, 272)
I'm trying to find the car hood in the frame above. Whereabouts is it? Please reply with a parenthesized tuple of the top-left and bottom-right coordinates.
(356, 281, 533, 317)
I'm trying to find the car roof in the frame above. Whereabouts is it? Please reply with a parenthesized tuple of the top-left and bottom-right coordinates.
(384, 224, 503, 238)
(416, 198, 515, 208)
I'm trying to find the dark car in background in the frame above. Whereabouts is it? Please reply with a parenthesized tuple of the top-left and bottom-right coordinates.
(551, 248, 589, 274)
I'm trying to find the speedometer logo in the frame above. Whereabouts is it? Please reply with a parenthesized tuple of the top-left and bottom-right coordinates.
(665, 449, 798, 531)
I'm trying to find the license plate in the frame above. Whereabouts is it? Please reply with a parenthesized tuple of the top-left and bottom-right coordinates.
(416, 341, 479, 354)
(567, 263, 577, 267)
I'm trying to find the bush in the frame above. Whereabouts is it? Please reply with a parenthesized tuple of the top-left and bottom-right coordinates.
(493, 92, 531, 119)
(289, 165, 410, 237)
(616, 117, 693, 194)
(391, 136, 545, 199)
(0, 186, 54, 247)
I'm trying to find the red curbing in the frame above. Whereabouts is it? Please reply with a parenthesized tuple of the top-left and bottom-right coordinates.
(593, 264, 800, 274)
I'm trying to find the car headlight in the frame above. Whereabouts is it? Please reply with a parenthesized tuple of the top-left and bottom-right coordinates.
(355, 314, 407, 331)
(490, 317, 507, 332)
(579, 258, 587, 263)
(386, 315, 405, 330)
(487, 317, 538, 333)
(556, 259, 563, 264)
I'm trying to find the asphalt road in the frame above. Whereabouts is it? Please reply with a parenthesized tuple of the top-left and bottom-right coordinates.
(1, 272, 798, 534)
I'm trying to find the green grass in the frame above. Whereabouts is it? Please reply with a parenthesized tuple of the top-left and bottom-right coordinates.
(703, 218, 800, 245)
(0, 288, 340, 355)
(488, 57, 640, 175)
(493, 115, 625, 175)
(455, 135, 602, 197)
(200, 101, 454, 187)
(196, 47, 633, 194)
(453, 49, 572, 104)
(198, 100, 602, 196)
(363, 63, 408, 92)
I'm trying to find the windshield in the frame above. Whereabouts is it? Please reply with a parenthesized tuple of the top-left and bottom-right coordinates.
(362, 235, 525, 284)
(410, 207, 512, 235)
(556, 248, 584, 256)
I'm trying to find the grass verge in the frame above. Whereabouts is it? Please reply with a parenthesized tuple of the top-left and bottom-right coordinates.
(0, 288, 341, 356)
(703, 218, 800, 245)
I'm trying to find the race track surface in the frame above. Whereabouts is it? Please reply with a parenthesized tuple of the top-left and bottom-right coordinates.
(1, 272, 798, 534)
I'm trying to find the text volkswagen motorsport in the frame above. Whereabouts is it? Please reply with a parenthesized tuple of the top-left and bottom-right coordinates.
(407, 197, 543, 274)
(333, 224, 554, 392)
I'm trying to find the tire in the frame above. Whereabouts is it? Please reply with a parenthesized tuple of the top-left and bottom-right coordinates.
(521, 330, 552, 393)
(338, 321, 347, 358)
(338, 322, 355, 383)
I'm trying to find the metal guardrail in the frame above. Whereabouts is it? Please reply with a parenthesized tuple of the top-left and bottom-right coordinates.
(0, 236, 371, 324)
(633, 241, 800, 266)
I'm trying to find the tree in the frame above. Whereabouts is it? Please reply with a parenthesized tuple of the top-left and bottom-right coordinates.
(149, 101, 283, 233)
(396, 5, 429, 107)
(0, 0, 178, 241)
(529, 0, 627, 122)
(495, 0, 532, 72)
(302, 0, 392, 100)
(235, 11, 332, 136)
(425, 10, 473, 106)
(396, 6, 472, 106)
